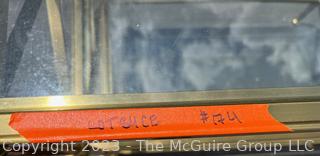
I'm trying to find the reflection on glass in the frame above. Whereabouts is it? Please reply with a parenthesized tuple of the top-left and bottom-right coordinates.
(109, 1, 320, 93)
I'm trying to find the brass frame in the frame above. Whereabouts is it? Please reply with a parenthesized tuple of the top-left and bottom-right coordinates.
(1, 86, 320, 147)
(1, 86, 320, 113)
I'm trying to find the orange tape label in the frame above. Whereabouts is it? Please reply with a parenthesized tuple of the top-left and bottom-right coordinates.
(9, 104, 291, 143)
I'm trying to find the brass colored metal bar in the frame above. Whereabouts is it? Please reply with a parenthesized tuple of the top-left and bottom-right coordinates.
(83, 0, 95, 94)
(1, 87, 320, 113)
(71, 0, 84, 95)
(0, 106, 319, 130)
(46, 0, 69, 92)
(0, 90, 319, 141)
(0, 115, 28, 143)
(98, 0, 113, 94)
(0, 135, 28, 144)
(287, 123, 320, 132)
(270, 102, 320, 123)
(0, 115, 17, 136)
(0, 99, 319, 144)
(0, 102, 319, 124)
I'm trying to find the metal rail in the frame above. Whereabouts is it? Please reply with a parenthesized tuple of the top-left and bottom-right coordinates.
(1, 86, 320, 113)
(72, 0, 84, 95)
(98, 0, 113, 94)
(46, 0, 69, 93)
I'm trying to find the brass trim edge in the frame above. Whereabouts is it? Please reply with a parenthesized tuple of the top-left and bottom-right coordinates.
(1, 86, 320, 113)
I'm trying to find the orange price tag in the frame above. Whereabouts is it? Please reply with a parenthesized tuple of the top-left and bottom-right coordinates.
(9, 104, 291, 143)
